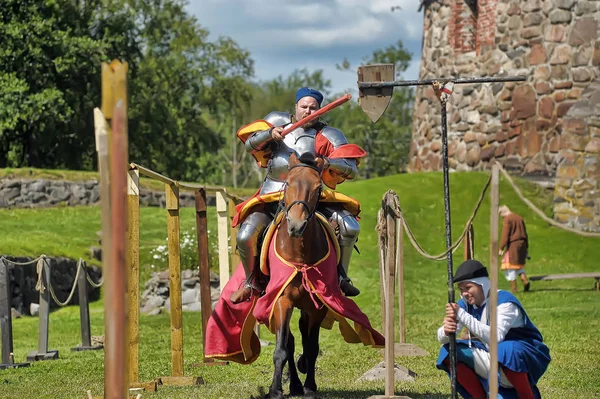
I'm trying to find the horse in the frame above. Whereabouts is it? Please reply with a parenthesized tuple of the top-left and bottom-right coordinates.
(266, 151, 330, 399)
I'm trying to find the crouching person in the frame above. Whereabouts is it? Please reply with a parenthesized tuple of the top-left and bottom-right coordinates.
(436, 259, 551, 399)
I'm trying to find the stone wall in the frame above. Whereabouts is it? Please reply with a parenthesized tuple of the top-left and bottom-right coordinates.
(0, 179, 207, 208)
(413, 0, 599, 175)
(552, 83, 600, 232)
(140, 268, 221, 315)
(2, 256, 102, 316)
(415, 0, 599, 232)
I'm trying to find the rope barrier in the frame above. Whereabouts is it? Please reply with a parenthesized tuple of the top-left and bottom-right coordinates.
(495, 161, 600, 238)
(2, 255, 103, 305)
(83, 260, 104, 288)
(45, 259, 84, 307)
(0, 254, 46, 266)
(391, 174, 492, 261)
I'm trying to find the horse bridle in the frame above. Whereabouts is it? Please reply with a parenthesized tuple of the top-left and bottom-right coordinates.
(282, 162, 322, 220)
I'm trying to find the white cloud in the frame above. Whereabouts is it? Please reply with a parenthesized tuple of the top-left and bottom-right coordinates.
(186, 0, 424, 93)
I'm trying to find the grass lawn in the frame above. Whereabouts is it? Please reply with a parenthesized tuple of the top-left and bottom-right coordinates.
(1, 171, 599, 398)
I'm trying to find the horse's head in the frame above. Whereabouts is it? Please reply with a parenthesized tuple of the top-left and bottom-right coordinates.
(284, 152, 324, 237)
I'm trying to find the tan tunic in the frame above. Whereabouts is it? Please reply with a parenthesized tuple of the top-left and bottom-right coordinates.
(500, 213, 528, 269)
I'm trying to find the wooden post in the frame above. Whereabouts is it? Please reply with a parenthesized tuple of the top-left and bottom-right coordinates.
(195, 189, 213, 362)
(101, 59, 129, 399)
(71, 260, 102, 352)
(228, 198, 240, 269)
(378, 209, 387, 332)
(489, 164, 500, 398)
(127, 167, 140, 382)
(0, 259, 12, 366)
(464, 224, 475, 260)
(27, 258, 59, 361)
(166, 182, 184, 377)
(216, 190, 230, 292)
(396, 217, 405, 344)
(384, 195, 396, 397)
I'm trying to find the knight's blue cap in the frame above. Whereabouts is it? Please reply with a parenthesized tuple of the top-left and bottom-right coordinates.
(295, 87, 323, 106)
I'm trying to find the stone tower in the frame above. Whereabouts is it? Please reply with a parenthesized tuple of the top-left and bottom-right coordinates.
(413, 0, 599, 232)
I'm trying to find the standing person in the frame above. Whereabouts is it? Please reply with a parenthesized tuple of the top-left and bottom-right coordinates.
(436, 259, 551, 399)
(229, 87, 366, 304)
(499, 205, 530, 293)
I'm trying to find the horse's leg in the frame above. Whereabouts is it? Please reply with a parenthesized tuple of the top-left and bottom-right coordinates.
(286, 330, 304, 396)
(300, 308, 328, 398)
(268, 296, 293, 399)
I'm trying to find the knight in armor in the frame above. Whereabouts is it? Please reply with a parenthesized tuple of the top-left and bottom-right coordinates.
(230, 87, 365, 304)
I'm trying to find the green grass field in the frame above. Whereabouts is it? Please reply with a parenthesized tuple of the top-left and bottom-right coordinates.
(1, 171, 599, 398)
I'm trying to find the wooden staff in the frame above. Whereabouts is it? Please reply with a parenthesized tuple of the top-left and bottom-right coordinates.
(280, 94, 352, 137)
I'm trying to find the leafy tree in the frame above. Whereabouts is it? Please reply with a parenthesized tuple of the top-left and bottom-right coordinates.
(0, 0, 254, 184)
(329, 40, 414, 178)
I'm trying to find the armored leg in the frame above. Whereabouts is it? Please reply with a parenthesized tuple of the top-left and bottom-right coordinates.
(230, 211, 273, 303)
(324, 206, 361, 297)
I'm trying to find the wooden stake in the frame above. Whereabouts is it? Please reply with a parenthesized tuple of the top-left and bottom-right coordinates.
(216, 190, 230, 291)
(101, 58, 129, 399)
(127, 167, 140, 383)
(489, 164, 500, 398)
(166, 183, 184, 377)
(195, 189, 213, 362)
(384, 194, 396, 397)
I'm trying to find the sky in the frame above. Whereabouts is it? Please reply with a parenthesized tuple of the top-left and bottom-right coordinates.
(186, 0, 424, 96)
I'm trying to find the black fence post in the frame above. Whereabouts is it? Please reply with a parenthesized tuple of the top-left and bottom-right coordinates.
(71, 260, 103, 351)
(27, 257, 59, 361)
(0, 258, 30, 369)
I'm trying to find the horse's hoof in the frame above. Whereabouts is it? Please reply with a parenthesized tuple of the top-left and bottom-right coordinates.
(290, 383, 304, 397)
(303, 387, 318, 398)
(265, 391, 284, 399)
(296, 354, 307, 374)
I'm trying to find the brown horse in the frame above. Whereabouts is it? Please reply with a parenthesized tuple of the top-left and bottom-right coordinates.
(267, 151, 330, 399)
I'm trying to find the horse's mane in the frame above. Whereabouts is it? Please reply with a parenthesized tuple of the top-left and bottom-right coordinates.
(297, 152, 316, 166)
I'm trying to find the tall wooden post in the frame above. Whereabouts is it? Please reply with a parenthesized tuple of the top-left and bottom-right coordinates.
(216, 190, 230, 291)
(126, 167, 140, 383)
(166, 183, 184, 377)
(101, 59, 129, 399)
(195, 189, 213, 361)
(396, 217, 405, 344)
(489, 164, 500, 398)
(384, 195, 396, 397)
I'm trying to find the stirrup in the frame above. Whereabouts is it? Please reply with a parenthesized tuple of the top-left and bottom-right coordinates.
(339, 278, 360, 297)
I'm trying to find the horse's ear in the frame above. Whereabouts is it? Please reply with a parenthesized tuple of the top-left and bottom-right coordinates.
(289, 151, 299, 167)
(315, 156, 325, 171)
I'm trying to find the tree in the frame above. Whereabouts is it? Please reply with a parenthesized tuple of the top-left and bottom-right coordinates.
(0, 0, 254, 184)
(329, 40, 414, 178)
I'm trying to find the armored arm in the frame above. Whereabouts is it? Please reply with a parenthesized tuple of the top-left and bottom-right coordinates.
(320, 126, 358, 179)
(327, 158, 357, 179)
(244, 112, 291, 154)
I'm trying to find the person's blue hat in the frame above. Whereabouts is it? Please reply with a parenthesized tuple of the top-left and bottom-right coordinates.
(296, 87, 323, 106)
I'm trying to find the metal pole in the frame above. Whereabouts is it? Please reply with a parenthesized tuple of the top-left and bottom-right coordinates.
(359, 75, 526, 89)
(441, 101, 457, 399)
(71, 260, 102, 351)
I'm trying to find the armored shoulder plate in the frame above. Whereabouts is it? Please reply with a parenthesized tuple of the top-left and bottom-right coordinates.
(264, 111, 292, 127)
(320, 126, 348, 148)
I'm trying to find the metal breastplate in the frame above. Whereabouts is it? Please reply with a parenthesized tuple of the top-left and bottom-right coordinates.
(260, 126, 317, 194)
